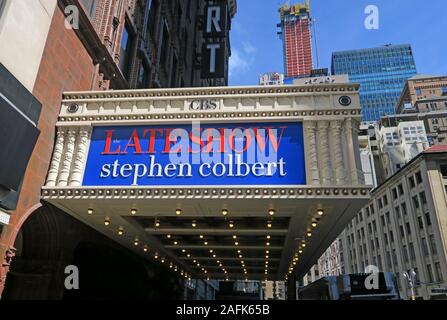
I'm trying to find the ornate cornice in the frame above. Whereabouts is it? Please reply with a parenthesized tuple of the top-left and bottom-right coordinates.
(61, 84, 360, 101)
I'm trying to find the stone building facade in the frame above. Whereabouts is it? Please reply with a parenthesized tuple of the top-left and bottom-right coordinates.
(340, 146, 447, 300)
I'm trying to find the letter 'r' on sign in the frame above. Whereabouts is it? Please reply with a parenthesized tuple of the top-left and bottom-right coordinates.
(207, 6, 222, 33)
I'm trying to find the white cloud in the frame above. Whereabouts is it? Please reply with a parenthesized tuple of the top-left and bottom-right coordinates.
(242, 41, 257, 55)
(229, 41, 257, 77)
(229, 47, 250, 77)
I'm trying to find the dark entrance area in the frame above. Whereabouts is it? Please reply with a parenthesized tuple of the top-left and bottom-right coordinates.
(2, 203, 184, 300)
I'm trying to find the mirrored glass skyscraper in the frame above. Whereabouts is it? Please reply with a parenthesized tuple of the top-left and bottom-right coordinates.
(331, 44, 417, 122)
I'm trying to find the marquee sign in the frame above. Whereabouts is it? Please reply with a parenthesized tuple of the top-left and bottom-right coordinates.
(82, 122, 306, 186)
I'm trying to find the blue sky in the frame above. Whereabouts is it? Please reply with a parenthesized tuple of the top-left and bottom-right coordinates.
(229, 0, 447, 86)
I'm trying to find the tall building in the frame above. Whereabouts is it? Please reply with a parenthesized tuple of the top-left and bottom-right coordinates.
(358, 123, 379, 187)
(263, 281, 286, 300)
(394, 75, 447, 145)
(259, 72, 284, 86)
(317, 238, 345, 278)
(332, 44, 417, 122)
(377, 121, 429, 178)
(340, 146, 447, 300)
(0, 0, 236, 299)
(278, 1, 313, 80)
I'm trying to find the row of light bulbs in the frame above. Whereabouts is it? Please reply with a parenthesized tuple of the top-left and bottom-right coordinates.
(88, 207, 192, 280)
(287, 209, 324, 276)
(88, 206, 279, 281)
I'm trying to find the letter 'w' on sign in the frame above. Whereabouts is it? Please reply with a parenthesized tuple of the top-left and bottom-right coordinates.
(64, 5, 79, 30)
(64, 265, 79, 290)
(207, 6, 222, 33)
(364, 265, 380, 290)
(364, 5, 379, 30)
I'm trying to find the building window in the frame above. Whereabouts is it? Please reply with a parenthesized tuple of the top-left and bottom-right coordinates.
(418, 216, 424, 229)
(435, 262, 443, 282)
(416, 88, 422, 96)
(405, 222, 411, 235)
(160, 20, 170, 72)
(395, 206, 401, 219)
(81, 0, 97, 18)
(415, 172, 423, 184)
(137, 63, 149, 89)
(400, 225, 405, 238)
(147, 0, 159, 41)
(392, 188, 398, 200)
(440, 165, 447, 178)
(427, 264, 434, 283)
(119, 23, 135, 79)
(425, 212, 432, 226)
(429, 235, 438, 255)
(420, 192, 427, 205)
(0, 0, 6, 20)
(403, 245, 409, 263)
(413, 196, 419, 209)
(401, 203, 407, 216)
(408, 176, 415, 188)
(422, 238, 429, 256)
(408, 243, 415, 260)
(170, 53, 178, 87)
(398, 184, 404, 196)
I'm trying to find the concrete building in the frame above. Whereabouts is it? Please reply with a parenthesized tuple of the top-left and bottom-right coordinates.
(263, 281, 286, 300)
(340, 146, 447, 300)
(259, 72, 284, 86)
(317, 238, 344, 277)
(392, 75, 447, 146)
(377, 121, 429, 178)
(0, 0, 236, 299)
(302, 265, 319, 286)
(359, 123, 379, 187)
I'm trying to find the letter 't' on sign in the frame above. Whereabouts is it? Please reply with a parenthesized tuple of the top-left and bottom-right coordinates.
(201, 43, 225, 78)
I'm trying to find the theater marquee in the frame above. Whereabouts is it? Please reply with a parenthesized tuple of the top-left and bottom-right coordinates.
(42, 84, 370, 281)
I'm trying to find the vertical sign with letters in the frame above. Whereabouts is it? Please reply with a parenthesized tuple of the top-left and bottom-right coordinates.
(201, 1, 228, 79)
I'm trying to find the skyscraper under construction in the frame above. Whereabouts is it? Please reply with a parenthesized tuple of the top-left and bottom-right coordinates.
(278, 1, 313, 80)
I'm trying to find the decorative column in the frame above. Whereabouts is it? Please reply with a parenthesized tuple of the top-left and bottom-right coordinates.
(57, 128, 77, 187)
(317, 121, 333, 185)
(330, 120, 346, 185)
(46, 129, 66, 187)
(69, 127, 92, 187)
(344, 118, 361, 185)
(304, 121, 320, 185)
